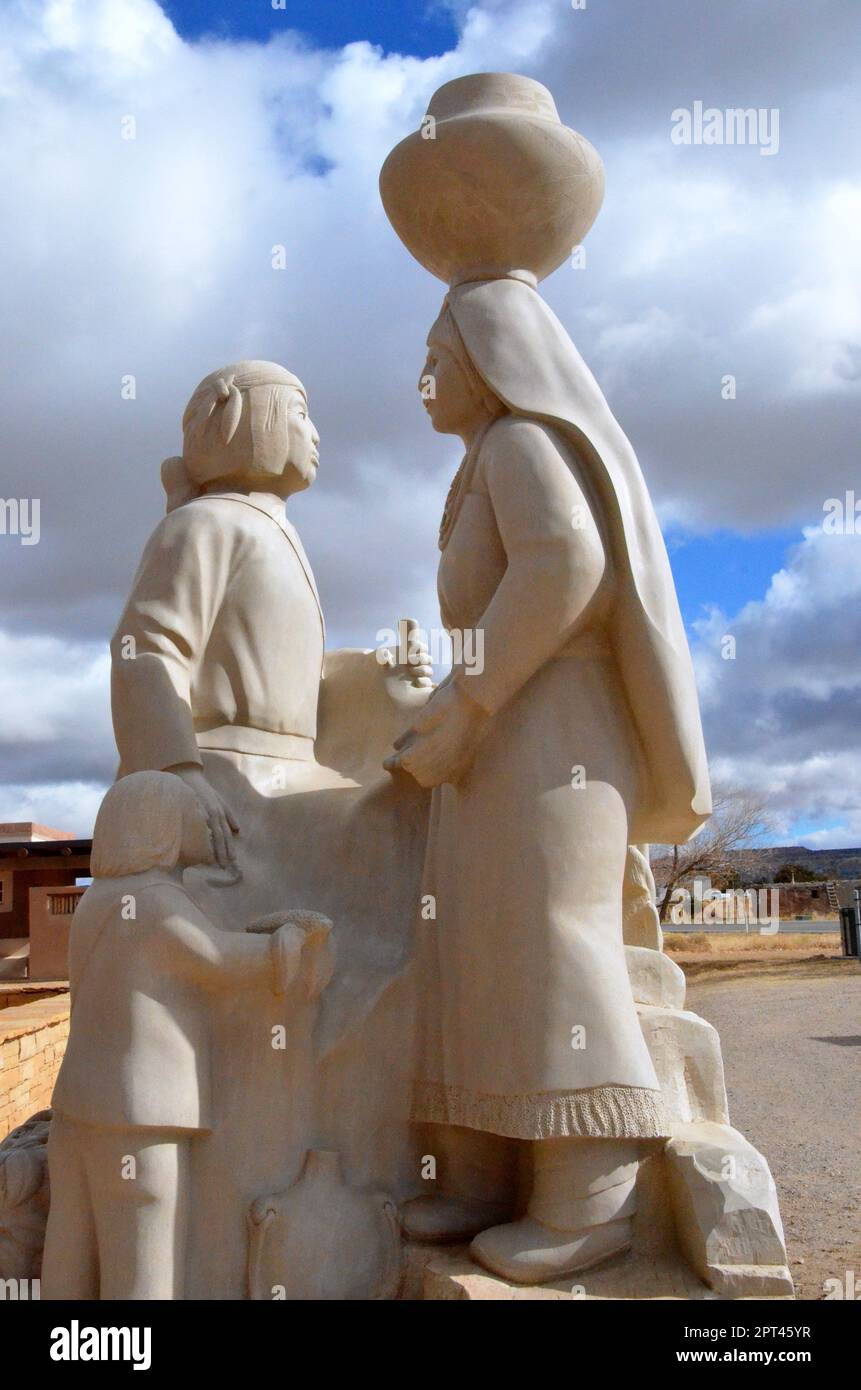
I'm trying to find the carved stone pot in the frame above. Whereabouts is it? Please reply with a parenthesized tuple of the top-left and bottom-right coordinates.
(247, 1149, 402, 1300)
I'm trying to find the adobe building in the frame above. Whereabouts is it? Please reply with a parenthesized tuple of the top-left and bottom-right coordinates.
(0, 823, 91, 982)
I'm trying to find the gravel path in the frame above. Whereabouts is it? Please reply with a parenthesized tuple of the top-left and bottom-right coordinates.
(687, 962, 861, 1300)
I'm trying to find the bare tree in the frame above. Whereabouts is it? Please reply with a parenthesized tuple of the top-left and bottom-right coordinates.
(651, 787, 774, 923)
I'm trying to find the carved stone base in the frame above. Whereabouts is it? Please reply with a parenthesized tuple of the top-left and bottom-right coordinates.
(409, 1133, 793, 1301)
(407, 952, 794, 1301)
(416, 1247, 794, 1300)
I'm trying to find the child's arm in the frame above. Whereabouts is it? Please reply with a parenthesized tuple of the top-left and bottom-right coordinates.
(149, 890, 308, 996)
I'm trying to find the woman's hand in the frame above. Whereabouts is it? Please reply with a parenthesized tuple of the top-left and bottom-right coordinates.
(168, 763, 239, 872)
(384, 680, 489, 788)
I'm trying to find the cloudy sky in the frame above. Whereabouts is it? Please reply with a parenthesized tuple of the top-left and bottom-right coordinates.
(0, 0, 859, 844)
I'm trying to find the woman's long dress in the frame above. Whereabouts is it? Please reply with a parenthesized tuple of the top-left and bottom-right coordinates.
(412, 414, 667, 1142)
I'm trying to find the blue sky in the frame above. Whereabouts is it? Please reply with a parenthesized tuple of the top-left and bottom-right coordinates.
(162, 0, 459, 56)
(667, 528, 800, 632)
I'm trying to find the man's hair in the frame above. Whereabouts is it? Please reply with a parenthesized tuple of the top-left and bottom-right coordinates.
(181, 360, 305, 489)
(90, 771, 200, 878)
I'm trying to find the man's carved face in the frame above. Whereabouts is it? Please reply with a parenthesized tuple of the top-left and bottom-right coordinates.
(241, 383, 319, 499)
(281, 389, 320, 493)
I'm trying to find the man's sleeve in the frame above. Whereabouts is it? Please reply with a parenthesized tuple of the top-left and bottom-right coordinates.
(110, 503, 235, 772)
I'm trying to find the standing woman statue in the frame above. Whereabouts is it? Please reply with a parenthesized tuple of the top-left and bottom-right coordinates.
(381, 75, 711, 1283)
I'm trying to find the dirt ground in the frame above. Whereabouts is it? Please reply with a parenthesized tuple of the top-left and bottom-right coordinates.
(687, 958, 861, 1300)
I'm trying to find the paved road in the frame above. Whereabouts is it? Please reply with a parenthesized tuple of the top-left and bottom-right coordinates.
(688, 963, 861, 1300)
(670, 920, 839, 934)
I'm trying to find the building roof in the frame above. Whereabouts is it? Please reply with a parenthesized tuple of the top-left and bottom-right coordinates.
(0, 839, 92, 861)
(0, 822, 77, 843)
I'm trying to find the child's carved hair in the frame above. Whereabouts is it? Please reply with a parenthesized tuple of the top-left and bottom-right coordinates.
(91, 771, 203, 878)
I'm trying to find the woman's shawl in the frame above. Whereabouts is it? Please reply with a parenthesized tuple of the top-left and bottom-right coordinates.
(448, 276, 711, 844)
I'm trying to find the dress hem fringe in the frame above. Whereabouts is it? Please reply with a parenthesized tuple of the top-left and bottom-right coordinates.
(412, 1080, 669, 1141)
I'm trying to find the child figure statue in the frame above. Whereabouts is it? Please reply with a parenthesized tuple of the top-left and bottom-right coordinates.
(41, 771, 332, 1301)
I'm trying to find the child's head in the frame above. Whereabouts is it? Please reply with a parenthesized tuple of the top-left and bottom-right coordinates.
(91, 772, 213, 878)
(162, 360, 319, 510)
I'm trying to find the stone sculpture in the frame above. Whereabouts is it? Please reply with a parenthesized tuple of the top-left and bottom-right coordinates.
(30, 69, 791, 1302)
(381, 72, 710, 1283)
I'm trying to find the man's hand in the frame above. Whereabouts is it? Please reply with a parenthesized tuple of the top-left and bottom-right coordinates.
(383, 680, 489, 788)
(377, 617, 434, 689)
(168, 763, 239, 873)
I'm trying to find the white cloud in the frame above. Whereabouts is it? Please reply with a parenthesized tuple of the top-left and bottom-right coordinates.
(747, 183, 861, 396)
(1, 0, 860, 838)
(0, 631, 111, 747)
(0, 630, 113, 833)
(692, 528, 861, 845)
(0, 781, 108, 838)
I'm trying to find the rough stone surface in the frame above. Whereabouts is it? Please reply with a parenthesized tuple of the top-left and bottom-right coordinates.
(638, 1005, 730, 1127)
(420, 1249, 791, 1301)
(626, 945, 686, 1009)
(0, 1108, 51, 1282)
(665, 1121, 792, 1297)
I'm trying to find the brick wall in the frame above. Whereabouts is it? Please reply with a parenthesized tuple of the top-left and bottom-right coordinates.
(0, 994, 70, 1139)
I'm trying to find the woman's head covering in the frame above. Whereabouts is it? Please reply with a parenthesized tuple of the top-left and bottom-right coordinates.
(446, 276, 711, 844)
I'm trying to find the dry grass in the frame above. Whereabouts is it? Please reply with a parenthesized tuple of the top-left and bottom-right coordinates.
(664, 931, 840, 956)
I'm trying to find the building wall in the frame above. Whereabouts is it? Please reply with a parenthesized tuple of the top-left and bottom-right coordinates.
(0, 994, 70, 1139)
(777, 883, 836, 918)
(28, 885, 83, 981)
(1, 867, 78, 939)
